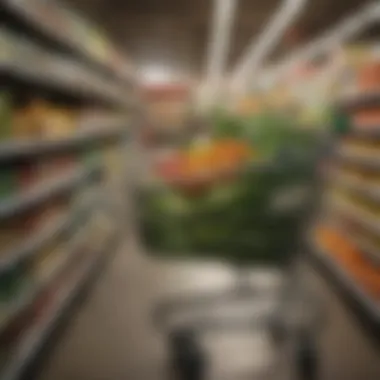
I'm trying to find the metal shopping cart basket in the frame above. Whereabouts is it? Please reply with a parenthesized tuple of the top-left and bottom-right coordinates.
(137, 147, 322, 380)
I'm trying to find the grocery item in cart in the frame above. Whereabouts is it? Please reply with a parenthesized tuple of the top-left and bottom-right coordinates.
(154, 139, 254, 195)
(139, 117, 318, 263)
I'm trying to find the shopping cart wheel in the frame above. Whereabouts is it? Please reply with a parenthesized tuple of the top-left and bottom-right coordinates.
(168, 328, 207, 380)
(296, 332, 318, 380)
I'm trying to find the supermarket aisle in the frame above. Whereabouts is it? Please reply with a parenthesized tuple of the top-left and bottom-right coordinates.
(37, 237, 285, 380)
(37, 240, 380, 380)
(37, 238, 166, 380)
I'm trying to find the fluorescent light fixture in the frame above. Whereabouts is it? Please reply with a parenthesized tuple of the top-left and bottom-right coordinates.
(231, 0, 307, 94)
(269, 1, 380, 85)
(202, 0, 237, 105)
(206, 0, 237, 85)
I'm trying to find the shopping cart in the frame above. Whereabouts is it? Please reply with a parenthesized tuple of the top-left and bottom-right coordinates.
(137, 146, 322, 380)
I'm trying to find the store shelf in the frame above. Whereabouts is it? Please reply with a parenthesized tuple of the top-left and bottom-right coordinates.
(0, 232, 119, 380)
(335, 173, 380, 203)
(349, 125, 380, 140)
(308, 237, 380, 337)
(1, 0, 136, 88)
(0, 121, 128, 165)
(328, 195, 380, 265)
(0, 166, 101, 221)
(0, 214, 70, 272)
(0, 190, 101, 272)
(329, 196, 380, 234)
(338, 91, 380, 111)
(336, 148, 380, 171)
(346, 233, 380, 267)
(0, 223, 90, 337)
(0, 30, 133, 109)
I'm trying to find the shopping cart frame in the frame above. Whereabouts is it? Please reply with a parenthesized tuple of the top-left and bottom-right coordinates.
(138, 139, 329, 380)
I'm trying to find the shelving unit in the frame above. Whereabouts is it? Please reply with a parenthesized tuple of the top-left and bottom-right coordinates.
(0, 30, 133, 109)
(308, 237, 380, 337)
(337, 150, 380, 170)
(0, 213, 91, 334)
(309, 85, 380, 340)
(0, 0, 138, 378)
(329, 196, 380, 237)
(0, 0, 137, 88)
(0, 122, 127, 164)
(0, 233, 120, 380)
(347, 124, 380, 139)
(336, 225, 380, 267)
(0, 166, 102, 220)
(337, 91, 380, 112)
(333, 173, 380, 204)
(0, 210, 72, 272)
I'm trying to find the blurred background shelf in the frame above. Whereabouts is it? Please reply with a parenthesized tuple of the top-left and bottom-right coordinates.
(0, 32, 129, 109)
(0, 0, 134, 379)
(0, 220, 91, 338)
(0, 0, 136, 89)
(308, 239, 380, 340)
(0, 166, 101, 221)
(342, 232, 380, 267)
(349, 125, 380, 139)
(0, 122, 128, 165)
(329, 196, 380, 235)
(338, 91, 380, 111)
(0, 232, 120, 380)
(334, 173, 380, 203)
(336, 149, 380, 171)
(0, 213, 71, 273)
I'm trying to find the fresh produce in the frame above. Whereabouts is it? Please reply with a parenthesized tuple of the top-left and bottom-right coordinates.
(154, 139, 253, 195)
(140, 112, 318, 263)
